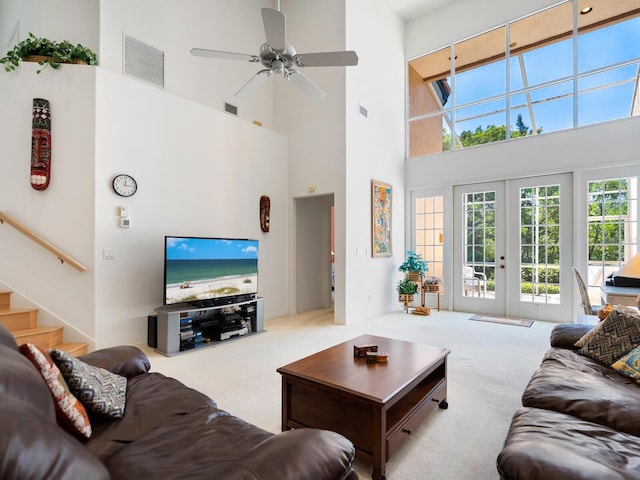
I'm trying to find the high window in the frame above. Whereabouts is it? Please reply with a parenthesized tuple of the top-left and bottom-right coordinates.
(408, 0, 640, 158)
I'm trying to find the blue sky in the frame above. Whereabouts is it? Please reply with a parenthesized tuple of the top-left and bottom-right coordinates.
(450, 15, 640, 136)
(166, 237, 258, 260)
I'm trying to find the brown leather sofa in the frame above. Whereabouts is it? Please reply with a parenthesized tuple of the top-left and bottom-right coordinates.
(497, 323, 640, 480)
(0, 323, 358, 480)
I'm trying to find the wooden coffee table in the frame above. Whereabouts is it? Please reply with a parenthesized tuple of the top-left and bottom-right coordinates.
(277, 334, 450, 480)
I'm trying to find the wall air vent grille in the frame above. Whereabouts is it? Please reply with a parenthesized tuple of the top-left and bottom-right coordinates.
(359, 104, 368, 118)
(224, 103, 238, 116)
(124, 34, 164, 87)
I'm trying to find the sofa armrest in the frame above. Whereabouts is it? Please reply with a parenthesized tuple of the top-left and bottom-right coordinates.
(241, 429, 357, 480)
(78, 346, 150, 378)
(549, 323, 593, 349)
(0, 393, 109, 480)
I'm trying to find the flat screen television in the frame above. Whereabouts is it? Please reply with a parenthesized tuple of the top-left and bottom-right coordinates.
(163, 236, 259, 308)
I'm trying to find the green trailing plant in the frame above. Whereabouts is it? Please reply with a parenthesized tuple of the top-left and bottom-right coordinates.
(396, 277, 418, 296)
(398, 250, 428, 276)
(0, 33, 98, 73)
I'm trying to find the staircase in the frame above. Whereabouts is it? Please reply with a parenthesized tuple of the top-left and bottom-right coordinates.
(0, 290, 87, 356)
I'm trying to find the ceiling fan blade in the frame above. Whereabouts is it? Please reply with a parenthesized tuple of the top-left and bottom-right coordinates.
(286, 70, 326, 101)
(294, 51, 359, 67)
(235, 69, 272, 98)
(191, 48, 258, 63)
(261, 8, 286, 51)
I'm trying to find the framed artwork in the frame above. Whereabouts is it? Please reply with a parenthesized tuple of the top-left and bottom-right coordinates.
(371, 180, 392, 257)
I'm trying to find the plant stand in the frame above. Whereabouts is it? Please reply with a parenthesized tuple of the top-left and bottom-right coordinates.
(421, 285, 441, 311)
(398, 294, 413, 313)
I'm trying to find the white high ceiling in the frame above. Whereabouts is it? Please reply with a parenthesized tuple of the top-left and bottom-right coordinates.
(387, 0, 460, 21)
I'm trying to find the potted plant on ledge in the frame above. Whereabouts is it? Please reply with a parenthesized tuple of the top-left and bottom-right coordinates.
(0, 33, 98, 73)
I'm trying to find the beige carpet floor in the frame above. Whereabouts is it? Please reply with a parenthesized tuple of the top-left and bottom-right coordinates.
(140, 308, 556, 480)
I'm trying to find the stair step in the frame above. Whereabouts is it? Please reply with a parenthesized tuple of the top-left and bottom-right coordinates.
(0, 308, 38, 331)
(12, 326, 64, 350)
(0, 291, 11, 310)
(54, 342, 88, 357)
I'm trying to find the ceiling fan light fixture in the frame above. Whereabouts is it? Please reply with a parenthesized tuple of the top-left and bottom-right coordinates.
(272, 59, 285, 74)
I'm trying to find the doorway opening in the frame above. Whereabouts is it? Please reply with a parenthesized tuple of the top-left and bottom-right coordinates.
(294, 194, 335, 316)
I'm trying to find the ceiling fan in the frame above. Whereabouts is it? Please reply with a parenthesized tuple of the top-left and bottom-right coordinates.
(191, 7, 358, 100)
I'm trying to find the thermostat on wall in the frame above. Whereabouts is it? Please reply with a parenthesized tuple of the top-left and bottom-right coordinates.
(120, 218, 131, 228)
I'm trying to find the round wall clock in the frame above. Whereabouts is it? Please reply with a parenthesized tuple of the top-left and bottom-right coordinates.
(112, 174, 137, 197)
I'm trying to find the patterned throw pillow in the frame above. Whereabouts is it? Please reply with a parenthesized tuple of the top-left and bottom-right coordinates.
(578, 309, 640, 365)
(574, 321, 604, 348)
(19, 343, 92, 439)
(612, 344, 640, 382)
(50, 348, 127, 418)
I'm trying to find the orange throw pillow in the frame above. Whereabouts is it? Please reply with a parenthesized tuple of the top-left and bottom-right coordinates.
(19, 343, 92, 440)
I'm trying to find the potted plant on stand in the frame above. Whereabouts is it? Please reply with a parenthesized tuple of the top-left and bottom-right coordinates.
(398, 250, 428, 282)
(396, 250, 428, 312)
(423, 276, 442, 292)
(396, 277, 419, 313)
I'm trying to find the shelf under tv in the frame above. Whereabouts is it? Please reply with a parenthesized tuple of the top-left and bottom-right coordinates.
(154, 297, 264, 356)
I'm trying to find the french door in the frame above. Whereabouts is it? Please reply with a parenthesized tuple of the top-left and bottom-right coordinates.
(453, 174, 573, 321)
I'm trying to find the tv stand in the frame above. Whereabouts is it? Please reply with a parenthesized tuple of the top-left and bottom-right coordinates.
(154, 297, 263, 356)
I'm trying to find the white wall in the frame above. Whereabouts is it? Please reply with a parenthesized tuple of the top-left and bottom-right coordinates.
(0, 0, 99, 54)
(0, 65, 289, 349)
(344, 0, 406, 322)
(0, 63, 98, 344)
(93, 69, 289, 347)
(1, 0, 409, 344)
(275, 0, 349, 320)
(98, 0, 277, 130)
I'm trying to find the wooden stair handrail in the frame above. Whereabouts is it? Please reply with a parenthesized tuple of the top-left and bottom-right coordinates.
(0, 211, 87, 273)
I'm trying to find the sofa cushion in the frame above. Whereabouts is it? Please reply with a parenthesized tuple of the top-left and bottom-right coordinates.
(550, 323, 594, 349)
(78, 345, 151, 379)
(86, 372, 217, 460)
(19, 343, 92, 440)
(612, 344, 640, 382)
(0, 344, 56, 422)
(522, 347, 640, 436)
(497, 407, 640, 480)
(0, 393, 109, 480)
(50, 348, 127, 418)
(577, 309, 640, 364)
(104, 411, 356, 480)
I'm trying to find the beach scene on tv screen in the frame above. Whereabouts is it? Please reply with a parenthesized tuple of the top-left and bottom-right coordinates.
(165, 237, 258, 305)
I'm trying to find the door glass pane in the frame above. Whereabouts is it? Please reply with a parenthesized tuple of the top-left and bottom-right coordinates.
(415, 195, 444, 282)
(462, 191, 495, 298)
(587, 177, 638, 305)
(520, 184, 561, 304)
